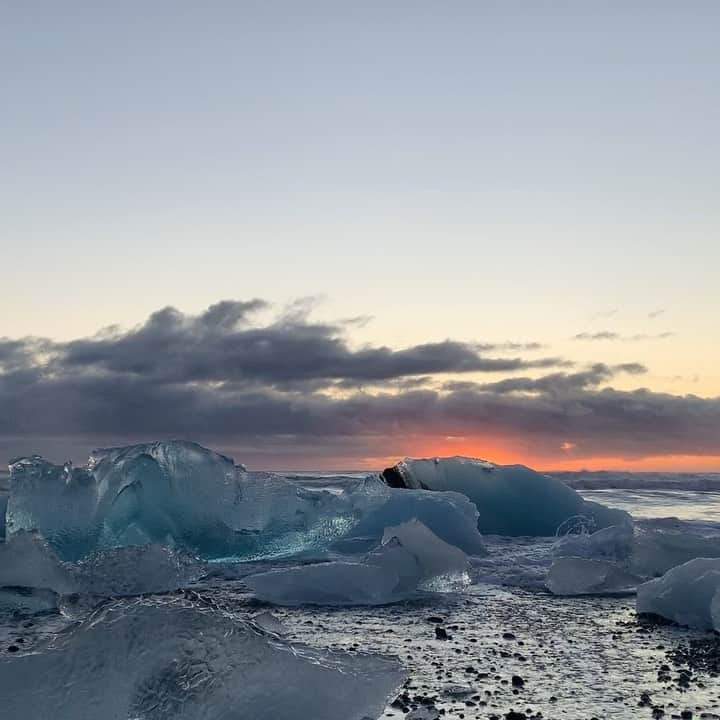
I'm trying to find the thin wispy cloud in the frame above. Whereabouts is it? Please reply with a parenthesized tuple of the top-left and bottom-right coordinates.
(572, 331, 675, 342)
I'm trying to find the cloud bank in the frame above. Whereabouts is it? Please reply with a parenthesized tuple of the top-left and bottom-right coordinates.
(1, 301, 718, 468)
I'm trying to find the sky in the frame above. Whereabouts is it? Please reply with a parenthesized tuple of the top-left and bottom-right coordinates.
(1, 2, 719, 470)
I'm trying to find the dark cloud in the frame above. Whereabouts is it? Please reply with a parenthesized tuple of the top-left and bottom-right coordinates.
(1, 300, 718, 466)
(573, 331, 675, 342)
(444, 363, 648, 396)
(47, 302, 567, 386)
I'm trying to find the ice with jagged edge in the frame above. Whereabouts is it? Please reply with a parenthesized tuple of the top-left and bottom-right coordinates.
(5, 441, 486, 563)
(547, 516, 720, 596)
(245, 519, 471, 606)
(637, 558, 720, 631)
(0, 599, 406, 720)
(382, 456, 631, 536)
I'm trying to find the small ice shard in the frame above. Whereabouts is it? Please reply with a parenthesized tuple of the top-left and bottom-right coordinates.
(0, 600, 406, 720)
(376, 519, 471, 592)
(382, 456, 630, 536)
(636, 557, 720, 630)
(546, 557, 640, 596)
(251, 610, 287, 636)
(246, 520, 470, 606)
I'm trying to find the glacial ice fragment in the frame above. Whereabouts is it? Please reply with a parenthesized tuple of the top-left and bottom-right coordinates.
(630, 518, 720, 577)
(6, 442, 490, 566)
(342, 476, 487, 555)
(0, 599, 406, 720)
(546, 557, 640, 596)
(246, 519, 470, 606)
(636, 557, 720, 630)
(382, 456, 630, 536)
(6, 441, 355, 561)
(553, 523, 635, 562)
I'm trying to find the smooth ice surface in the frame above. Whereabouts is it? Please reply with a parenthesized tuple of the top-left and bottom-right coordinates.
(636, 558, 720, 630)
(0, 599, 406, 720)
(546, 557, 640, 596)
(384, 456, 630, 536)
(246, 520, 470, 606)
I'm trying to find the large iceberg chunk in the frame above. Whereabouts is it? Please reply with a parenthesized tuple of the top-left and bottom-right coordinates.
(246, 519, 470, 606)
(6, 442, 487, 565)
(0, 600, 406, 720)
(636, 558, 720, 630)
(6, 442, 356, 561)
(382, 456, 630, 536)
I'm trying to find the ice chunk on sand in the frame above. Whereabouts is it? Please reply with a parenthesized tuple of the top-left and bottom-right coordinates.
(553, 523, 635, 562)
(251, 610, 288, 636)
(343, 476, 487, 555)
(630, 518, 720, 577)
(636, 558, 720, 630)
(378, 519, 470, 592)
(246, 520, 470, 606)
(546, 557, 641, 596)
(551, 518, 720, 583)
(382, 456, 630, 536)
(0, 599, 405, 720)
(246, 561, 401, 606)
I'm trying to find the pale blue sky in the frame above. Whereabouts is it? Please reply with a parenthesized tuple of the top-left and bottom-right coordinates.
(2, 2, 719, 395)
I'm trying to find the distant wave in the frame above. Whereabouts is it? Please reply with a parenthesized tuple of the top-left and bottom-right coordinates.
(554, 471, 720, 491)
